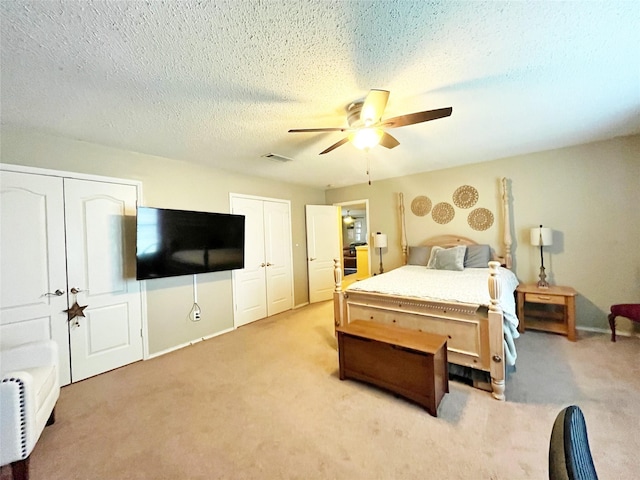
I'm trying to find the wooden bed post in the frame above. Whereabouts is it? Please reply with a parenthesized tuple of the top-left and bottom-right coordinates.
(500, 177, 512, 269)
(488, 261, 506, 401)
(333, 258, 345, 329)
(399, 192, 408, 265)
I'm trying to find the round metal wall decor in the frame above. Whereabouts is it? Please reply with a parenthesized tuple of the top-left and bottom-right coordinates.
(432, 202, 455, 224)
(468, 207, 494, 231)
(452, 185, 479, 209)
(411, 196, 432, 217)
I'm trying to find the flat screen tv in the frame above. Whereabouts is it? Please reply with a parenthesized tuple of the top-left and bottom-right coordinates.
(136, 206, 245, 280)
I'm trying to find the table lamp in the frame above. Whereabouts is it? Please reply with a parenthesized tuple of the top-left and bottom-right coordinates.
(374, 232, 387, 274)
(530, 225, 552, 288)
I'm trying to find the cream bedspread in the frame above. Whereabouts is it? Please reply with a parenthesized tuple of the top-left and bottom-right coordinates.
(346, 265, 521, 365)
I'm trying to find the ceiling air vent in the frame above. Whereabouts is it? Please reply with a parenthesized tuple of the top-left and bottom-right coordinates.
(261, 153, 294, 163)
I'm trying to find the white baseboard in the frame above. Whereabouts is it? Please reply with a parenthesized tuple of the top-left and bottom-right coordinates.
(145, 321, 636, 362)
(577, 325, 639, 338)
(147, 327, 236, 360)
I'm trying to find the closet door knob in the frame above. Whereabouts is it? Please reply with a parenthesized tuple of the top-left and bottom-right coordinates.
(266, 262, 273, 266)
(260, 263, 266, 267)
(309, 257, 316, 262)
(45, 289, 65, 297)
(70, 287, 87, 294)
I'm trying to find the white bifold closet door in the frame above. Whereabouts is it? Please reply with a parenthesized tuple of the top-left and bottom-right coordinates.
(0, 170, 143, 385)
(231, 195, 293, 327)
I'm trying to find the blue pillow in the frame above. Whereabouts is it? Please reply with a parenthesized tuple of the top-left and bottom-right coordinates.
(407, 246, 431, 266)
(464, 244, 492, 268)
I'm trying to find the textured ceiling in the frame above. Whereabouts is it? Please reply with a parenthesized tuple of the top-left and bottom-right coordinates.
(1, 1, 639, 189)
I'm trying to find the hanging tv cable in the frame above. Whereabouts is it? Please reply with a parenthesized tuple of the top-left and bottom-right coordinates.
(190, 274, 201, 321)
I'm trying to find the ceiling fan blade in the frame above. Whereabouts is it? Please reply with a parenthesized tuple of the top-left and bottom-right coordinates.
(289, 127, 350, 133)
(379, 132, 400, 149)
(360, 89, 390, 125)
(320, 137, 350, 155)
(380, 107, 453, 129)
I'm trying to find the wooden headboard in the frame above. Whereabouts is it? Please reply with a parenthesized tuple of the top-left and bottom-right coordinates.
(398, 178, 513, 269)
(419, 234, 478, 248)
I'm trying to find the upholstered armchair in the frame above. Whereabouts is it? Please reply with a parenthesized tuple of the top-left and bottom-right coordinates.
(1, 340, 60, 480)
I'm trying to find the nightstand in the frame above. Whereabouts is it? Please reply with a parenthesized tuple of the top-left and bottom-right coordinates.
(516, 284, 577, 341)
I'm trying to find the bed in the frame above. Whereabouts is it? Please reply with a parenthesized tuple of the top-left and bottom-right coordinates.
(333, 178, 518, 400)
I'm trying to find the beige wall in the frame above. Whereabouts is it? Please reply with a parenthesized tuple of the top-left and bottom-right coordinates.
(1, 126, 325, 354)
(326, 135, 640, 335)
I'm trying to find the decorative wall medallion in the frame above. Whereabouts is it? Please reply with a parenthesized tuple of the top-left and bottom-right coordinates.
(452, 185, 479, 209)
(432, 202, 455, 224)
(468, 208, 494, 231)
(411, 196, 432, 216)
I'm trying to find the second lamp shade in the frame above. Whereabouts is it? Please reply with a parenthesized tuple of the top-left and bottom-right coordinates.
(374, 233, 388, 249)
(530, 227, 552, 247)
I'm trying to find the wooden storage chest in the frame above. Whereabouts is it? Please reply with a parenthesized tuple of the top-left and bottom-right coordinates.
(336, 320, 449, 416)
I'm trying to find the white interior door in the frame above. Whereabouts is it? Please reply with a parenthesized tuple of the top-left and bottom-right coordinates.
(231, 196, 268, 327)
(0, 171, 72, 385)
(263, 200, 293, 316)
(305, 205, 340, 303)
(64, 179, 143, 382)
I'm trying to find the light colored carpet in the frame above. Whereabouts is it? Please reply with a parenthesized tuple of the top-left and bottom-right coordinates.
(2, 300, 638, 479)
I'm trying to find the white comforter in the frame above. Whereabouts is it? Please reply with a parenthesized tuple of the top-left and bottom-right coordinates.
(346, 265, 521, 365)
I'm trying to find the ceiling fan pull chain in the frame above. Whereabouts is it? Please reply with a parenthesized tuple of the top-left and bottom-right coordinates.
(366, 151, 372, 185)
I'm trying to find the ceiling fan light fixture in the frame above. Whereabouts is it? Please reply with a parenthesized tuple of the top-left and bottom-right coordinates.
(288, 89, 452, 155)
(351, 128, 383, 150)
(343, 210, 355, 225)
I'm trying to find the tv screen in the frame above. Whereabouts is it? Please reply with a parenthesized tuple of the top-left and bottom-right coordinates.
(136, 206, 245, 280)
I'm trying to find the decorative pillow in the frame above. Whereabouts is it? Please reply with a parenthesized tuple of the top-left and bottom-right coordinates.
(407, 246, 431, 266)
(429, 245, 467, 271)
(426, 246, 443, 269)
(464, 244, 492, 268)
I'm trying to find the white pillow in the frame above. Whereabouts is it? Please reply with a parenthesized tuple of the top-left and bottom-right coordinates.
(426, 246, 443, 269)
(427, 245, 467, 271)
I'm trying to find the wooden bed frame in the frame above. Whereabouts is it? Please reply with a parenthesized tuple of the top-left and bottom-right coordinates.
(333, 178, 513, 400)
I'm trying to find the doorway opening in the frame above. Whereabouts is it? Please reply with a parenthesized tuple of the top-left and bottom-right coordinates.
(334, 199, 371, 284)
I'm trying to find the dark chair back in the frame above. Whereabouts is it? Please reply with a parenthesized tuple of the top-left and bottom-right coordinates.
(549, 405, 598, 480)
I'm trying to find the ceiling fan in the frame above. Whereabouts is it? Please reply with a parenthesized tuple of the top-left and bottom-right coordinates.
(288, 89, 452, 155)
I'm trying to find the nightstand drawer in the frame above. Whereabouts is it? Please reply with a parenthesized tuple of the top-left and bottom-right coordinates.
(524, 292, 565, 305)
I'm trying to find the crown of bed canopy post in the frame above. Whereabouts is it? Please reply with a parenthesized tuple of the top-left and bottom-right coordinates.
(399, 192, 408, 265)
(500, 177, 512, 269)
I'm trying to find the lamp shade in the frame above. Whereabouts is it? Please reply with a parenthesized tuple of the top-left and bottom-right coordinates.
(373, 233, 388, 249)
(530, 226, 553, 246)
